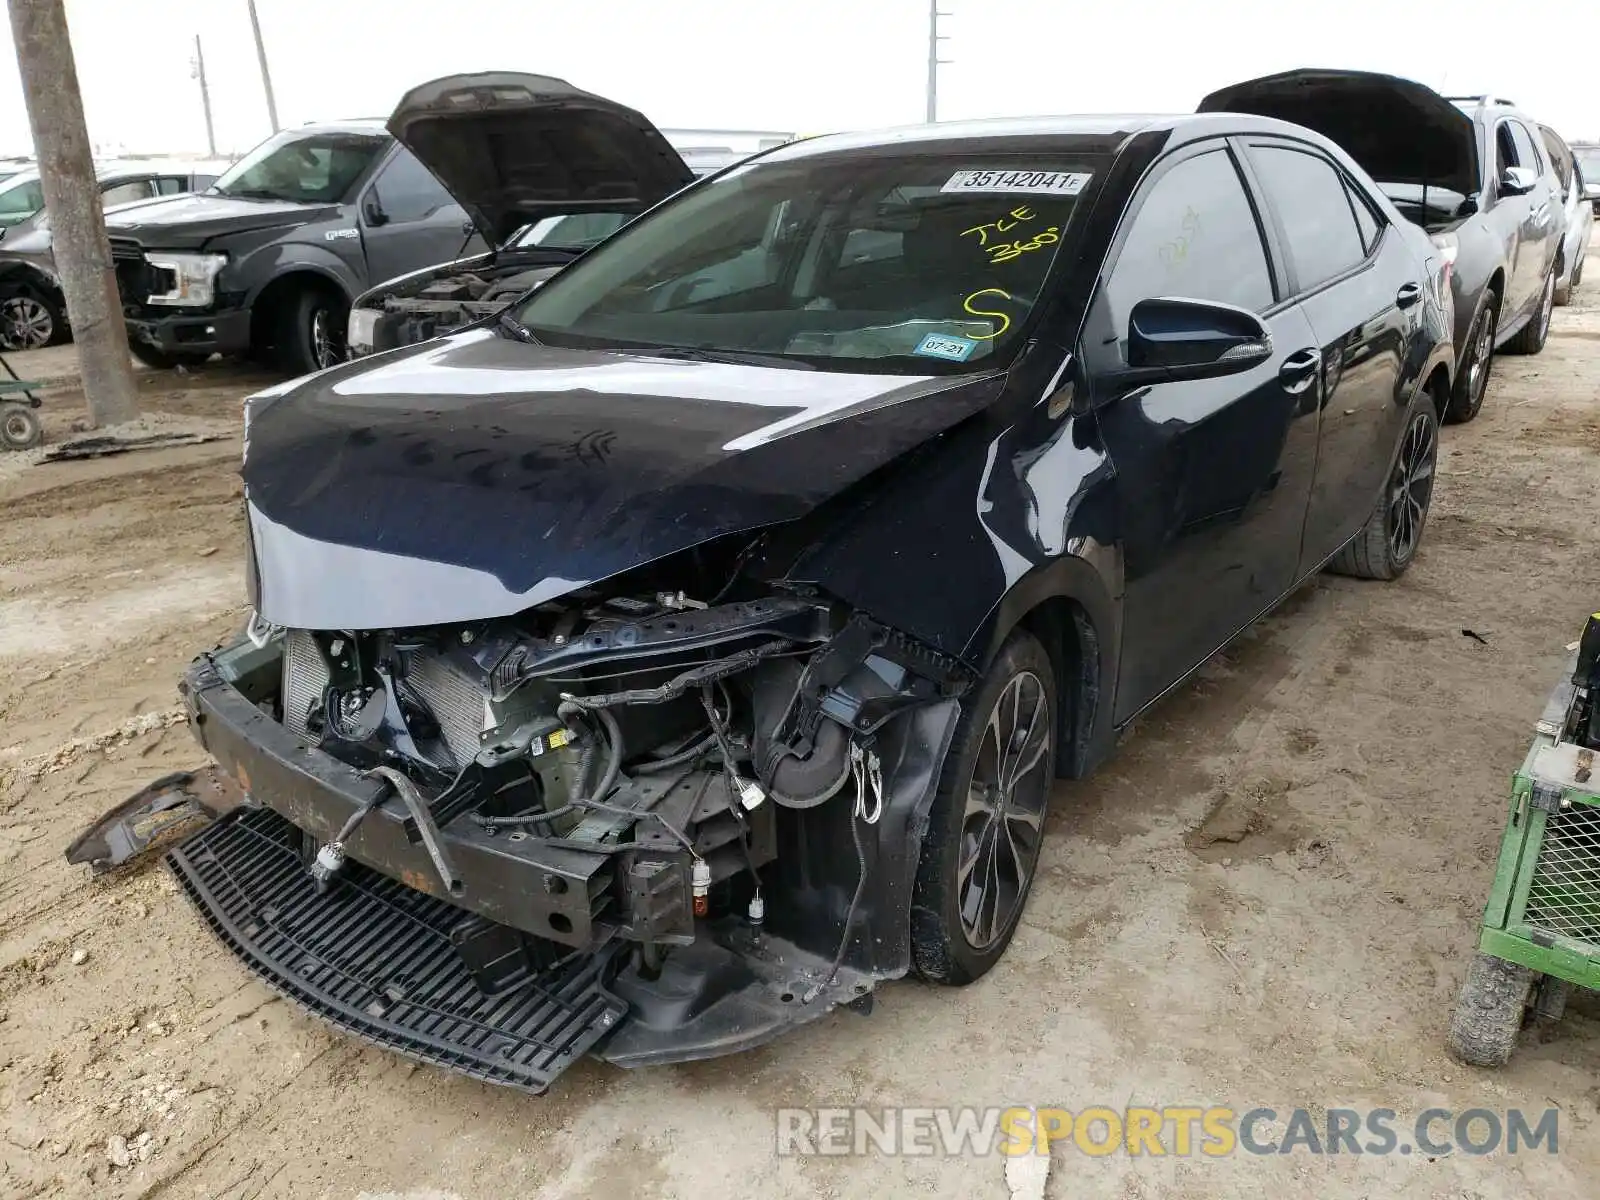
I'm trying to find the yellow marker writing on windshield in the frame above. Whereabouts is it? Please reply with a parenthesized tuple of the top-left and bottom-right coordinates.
(961, 206, 1036, 247)
(964, 289, 1013, 339)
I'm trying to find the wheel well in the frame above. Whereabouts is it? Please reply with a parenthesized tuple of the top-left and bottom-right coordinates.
(1015, 596, 1100, 780)
(248, 271, 347, 355)
(1485, 269, 1505, 311)
(0, 264, 62, 304)
(1426, 364, 1452, 418)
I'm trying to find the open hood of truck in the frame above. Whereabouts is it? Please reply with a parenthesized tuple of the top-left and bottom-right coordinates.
(1199, 69, 1479, 200)
(387, 72, 697, 246)
(241, 329, 1001, 630)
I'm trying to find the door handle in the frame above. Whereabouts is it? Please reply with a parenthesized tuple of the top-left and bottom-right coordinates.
(1395, 282, 1423, 309)
(1278, 348, 1322, 395)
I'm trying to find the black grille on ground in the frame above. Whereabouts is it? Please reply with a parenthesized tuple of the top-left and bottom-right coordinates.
(166, 807, 627, 1094)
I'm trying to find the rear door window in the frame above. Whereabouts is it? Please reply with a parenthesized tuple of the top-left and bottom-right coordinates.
(99, 178, 157, 207)
(1104, 147, 1274, 329)
(1247, 145, 1367, 292)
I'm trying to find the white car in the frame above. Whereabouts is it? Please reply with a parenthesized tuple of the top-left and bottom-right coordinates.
(1541, 125, 1592, 304)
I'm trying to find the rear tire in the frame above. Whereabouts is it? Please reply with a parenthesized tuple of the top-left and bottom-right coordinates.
(911, 628, 1056, 985)
(0, 401, 42, 450)
(127, 341, 211, 371)
(1505, 269, 1554, 354)
(1447, 952, 1533, 1068)
(1327, 401, 1438, 581)
(273, 286, 348, 376)
(1444, 294, 1497, 424)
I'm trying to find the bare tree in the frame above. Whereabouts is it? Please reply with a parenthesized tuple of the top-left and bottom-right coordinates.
(7, 0, 137, 426)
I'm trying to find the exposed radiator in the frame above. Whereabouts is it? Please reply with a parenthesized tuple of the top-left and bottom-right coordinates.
(405, 652, 492, 766)
(281, 630, 331, 739)
(280, 630, 488, 767)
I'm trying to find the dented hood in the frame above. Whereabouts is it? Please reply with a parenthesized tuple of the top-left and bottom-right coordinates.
(242, 329, 1002, 630)
(387, 72, 696, 246)
(1199, 69, 1479, 199)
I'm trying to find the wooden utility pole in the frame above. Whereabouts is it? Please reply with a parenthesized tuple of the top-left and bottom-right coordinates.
(193, 35, 217, 157)
(246, 0, 279, 133)
(7, 0, 138, 426)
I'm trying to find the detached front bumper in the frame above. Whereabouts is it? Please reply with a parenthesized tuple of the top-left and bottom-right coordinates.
(126, 306, 251, 358)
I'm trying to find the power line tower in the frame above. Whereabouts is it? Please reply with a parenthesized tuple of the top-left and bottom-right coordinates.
(926, 1, 952, 123)
(6, 0, 138, 427)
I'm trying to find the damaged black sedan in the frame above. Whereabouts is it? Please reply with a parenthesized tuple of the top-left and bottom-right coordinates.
(157, 91, 1454, 1093)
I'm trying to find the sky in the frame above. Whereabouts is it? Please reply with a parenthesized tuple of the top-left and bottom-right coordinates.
(0, 0, 1594, 160)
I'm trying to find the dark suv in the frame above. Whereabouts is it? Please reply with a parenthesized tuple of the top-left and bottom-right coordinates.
(1202, 72, 1566, 423)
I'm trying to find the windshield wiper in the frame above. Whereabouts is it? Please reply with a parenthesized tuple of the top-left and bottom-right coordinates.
(496, 310, 538, 344)
(644, 345, 814, 371)
(222, 188, 295, 202)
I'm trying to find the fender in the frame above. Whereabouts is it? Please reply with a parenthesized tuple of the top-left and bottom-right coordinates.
(240, 242, 363, 308)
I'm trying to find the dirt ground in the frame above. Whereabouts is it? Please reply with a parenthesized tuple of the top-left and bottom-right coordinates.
(3, 249, 1600, 1199)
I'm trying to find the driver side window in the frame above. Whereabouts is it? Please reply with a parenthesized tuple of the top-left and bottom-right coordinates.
(1103, 147, 1274, 344)
(367, 148, 454, 225)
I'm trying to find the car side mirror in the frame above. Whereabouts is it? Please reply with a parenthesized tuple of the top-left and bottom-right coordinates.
(1498, 166, 1538, 197)
(362, 194, 389, 227)
(1103, 297, 1272, 391)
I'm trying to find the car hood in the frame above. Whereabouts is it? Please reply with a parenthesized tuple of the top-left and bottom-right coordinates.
(1199, 69, 1479, 199)
(104, 191, 338, 245)
(242, 329, 1002, 630)
(386, 72, 696, 246)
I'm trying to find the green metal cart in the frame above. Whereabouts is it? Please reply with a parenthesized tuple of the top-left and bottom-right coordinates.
(1449, 613, 1600, 1066)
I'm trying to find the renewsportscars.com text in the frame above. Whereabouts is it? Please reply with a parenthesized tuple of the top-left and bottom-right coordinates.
(774, 1105, 1560, 1158)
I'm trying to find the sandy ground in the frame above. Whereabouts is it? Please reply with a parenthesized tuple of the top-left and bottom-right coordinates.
(3, 253, 1600, 1200)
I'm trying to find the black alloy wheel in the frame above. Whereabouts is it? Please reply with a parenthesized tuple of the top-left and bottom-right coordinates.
(1386, 407, 1437, 568)
(1445, 299, 1496, 424)
(912, 628, 1056, 984)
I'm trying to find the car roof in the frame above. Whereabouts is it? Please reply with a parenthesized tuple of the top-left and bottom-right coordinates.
(756, 112, 1346, 163)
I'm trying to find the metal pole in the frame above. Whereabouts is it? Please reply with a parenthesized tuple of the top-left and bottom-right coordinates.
(6, 0, 138, 426)
(246, 0, 279, 133)
(193, 35, 217, 157)
(926, 2, 952, 124)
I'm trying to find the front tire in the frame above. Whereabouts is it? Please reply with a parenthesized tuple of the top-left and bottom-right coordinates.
(273, 287, 348, 376)
(1445, 294, 1497, 424)
(911, 628, 1056, 985)
(1505, 269, 1555, 354)
(1447, 952, 1534, 1068)
(1327, 401, 1438, 581)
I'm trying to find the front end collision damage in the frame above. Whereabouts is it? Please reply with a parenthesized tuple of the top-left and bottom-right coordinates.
(157, 570, 975, 1089)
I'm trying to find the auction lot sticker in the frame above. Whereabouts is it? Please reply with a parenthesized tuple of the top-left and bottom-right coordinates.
(941, 169, 1092, 196)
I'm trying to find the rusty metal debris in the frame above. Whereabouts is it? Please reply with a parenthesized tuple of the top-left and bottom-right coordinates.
(64, 765, 247, 873)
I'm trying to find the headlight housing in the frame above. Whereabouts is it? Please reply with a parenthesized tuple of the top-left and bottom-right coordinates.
(144, 251, 228, 307)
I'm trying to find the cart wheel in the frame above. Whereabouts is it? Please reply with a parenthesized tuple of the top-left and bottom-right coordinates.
(1447, 952, 1534, 1067)
(0, 401, 42, 451)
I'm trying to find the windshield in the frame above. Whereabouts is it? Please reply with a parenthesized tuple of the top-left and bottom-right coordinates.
(0, 174, 45, 227)
(1576, 149, 1600, 184)
(211, 130, 387, 204)
(514, 211, 633, 253)
(513, 152, 1098, 373)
